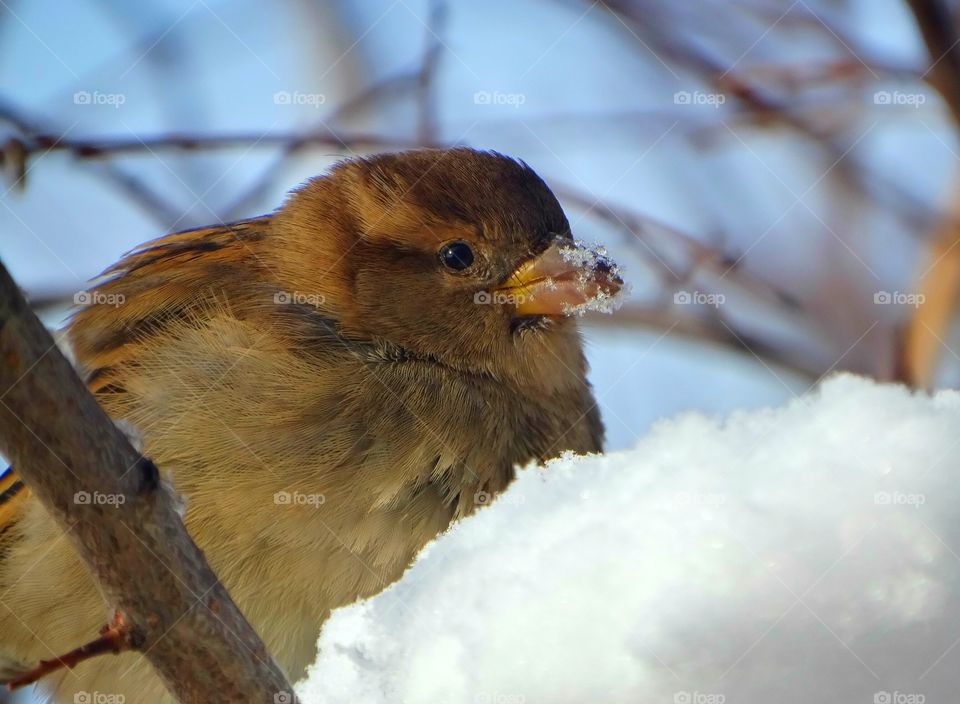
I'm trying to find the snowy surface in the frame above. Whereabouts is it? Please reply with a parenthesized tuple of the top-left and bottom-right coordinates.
(299, 375, 960, 704)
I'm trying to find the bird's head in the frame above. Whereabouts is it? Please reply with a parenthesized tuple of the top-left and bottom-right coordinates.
(271, 148, 623, 389)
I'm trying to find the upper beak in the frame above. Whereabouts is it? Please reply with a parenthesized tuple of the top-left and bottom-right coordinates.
(492, 240, 623, 317)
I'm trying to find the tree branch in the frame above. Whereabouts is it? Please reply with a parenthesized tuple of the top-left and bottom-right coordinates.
(0, 259, 297, 702)
(905, 0, 960, 124)
(900, 0, 960, 386)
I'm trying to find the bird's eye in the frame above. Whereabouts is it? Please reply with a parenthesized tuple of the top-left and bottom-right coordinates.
(438, 241, 474, 271)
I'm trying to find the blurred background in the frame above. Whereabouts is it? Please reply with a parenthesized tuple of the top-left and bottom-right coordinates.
(1, 0, 958, 456)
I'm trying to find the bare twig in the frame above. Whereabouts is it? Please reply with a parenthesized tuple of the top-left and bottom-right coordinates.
(6, 129, 420, 160)
(905, 0, 960, 124)
(583, 305, 821, 381)
(5, 612, 133, 689)
(900, 0, 960, 386)
(416, 0, 446, 144)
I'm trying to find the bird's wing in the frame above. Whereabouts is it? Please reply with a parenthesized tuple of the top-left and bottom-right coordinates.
(68, 216, 271, 390)
(0, 218, 271, 541)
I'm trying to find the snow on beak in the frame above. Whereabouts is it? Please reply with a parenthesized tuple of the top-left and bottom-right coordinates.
(492, 240, 625, 316)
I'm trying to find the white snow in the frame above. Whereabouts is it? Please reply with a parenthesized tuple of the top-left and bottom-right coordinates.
(559, 240, 628, 317)
(298, 375, 960, 704)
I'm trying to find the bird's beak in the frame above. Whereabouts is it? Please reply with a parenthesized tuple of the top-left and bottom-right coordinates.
(492, 240, 623, 316)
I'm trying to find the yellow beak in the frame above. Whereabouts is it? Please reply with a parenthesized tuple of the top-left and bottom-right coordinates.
(491, 241, 623, 316)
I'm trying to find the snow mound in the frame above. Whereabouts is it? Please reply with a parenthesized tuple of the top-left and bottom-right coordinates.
(299, 375, 960, 704)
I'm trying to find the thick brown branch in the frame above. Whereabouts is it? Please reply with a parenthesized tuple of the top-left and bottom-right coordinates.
(0, 260, 297, 702)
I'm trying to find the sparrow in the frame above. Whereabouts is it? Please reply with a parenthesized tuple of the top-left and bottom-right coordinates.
(0, 147, 622, 703)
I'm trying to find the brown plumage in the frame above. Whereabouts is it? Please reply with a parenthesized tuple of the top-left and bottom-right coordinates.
(0, 148, 620, 702)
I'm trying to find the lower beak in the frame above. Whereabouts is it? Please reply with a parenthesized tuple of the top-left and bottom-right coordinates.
(492, 240, 623, 316)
